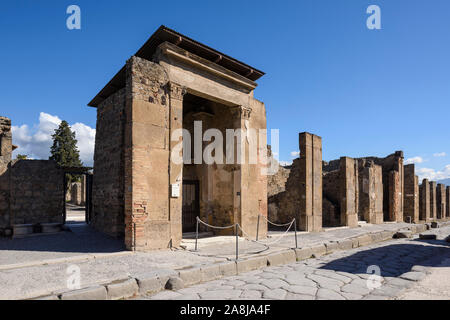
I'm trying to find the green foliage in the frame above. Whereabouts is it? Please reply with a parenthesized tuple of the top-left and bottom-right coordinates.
(49, 120, 83, 184)
(16, 154, 28, 160)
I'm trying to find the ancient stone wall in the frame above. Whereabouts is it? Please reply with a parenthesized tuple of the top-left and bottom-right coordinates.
(322, 157, 359, 227)
(0, 117, 12, 232)
(419, 179, 430, 221)
(356, 151, 404, 222)
(436, 184, 446, 220)
(9, 160, 64, 225)
(447, 186, 450, 219)
(91, 88, 126, 238)
(404, 164, 419, 223)
(430, 181, 437, 219)
(358, 160, 383, 224)
(298, 132, 322, 232)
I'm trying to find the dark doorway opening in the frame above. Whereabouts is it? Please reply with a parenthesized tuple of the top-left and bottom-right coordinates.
(182, 180, 200, 233)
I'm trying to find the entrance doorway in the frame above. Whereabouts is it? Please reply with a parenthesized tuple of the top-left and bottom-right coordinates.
(182, 180, 199, 232)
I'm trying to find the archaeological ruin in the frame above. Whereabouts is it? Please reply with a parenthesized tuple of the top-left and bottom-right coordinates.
(0, 26, 448, 252)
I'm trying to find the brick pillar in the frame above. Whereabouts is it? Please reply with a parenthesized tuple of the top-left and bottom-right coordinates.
(124, 56, 172, 251)
(419, 179, 430, 221)
(358, 162, 383, 224)
(339, 157, 358, 227)
(436, 184, 446, 220)
(298, 132, 322, 232)
(388, 171, 403, 222)
(403, 164, 419, 223)
(430, 181, 437, 220)
(446, 186, 450, 219)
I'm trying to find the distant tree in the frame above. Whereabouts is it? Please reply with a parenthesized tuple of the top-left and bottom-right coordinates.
(16, 154, 28, 160)
(49, 120, 83, 184)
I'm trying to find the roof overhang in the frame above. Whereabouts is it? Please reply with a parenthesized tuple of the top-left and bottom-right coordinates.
(88, 25, 265, 108)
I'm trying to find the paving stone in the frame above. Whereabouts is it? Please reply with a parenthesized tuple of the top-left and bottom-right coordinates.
(341, 283, 371, 296)
(284, 276, 317, 287)
(173, 293, 200, 300)
(314, 269, 352, 283)
(178, 287, 207, 294)
(199, 289, 242, 300)
(240, 290, 262, 299)
(241, 284, 267, 291)
(283, 285, 317, 296)
(266, 250, 296, 266)
(200, 264, 221, 282)
(260, 278, 289, 289)
(178, 267, 202, 286)
(262, 289, 287, 300)
(306, 274, 344, 288)
(362, 294, 387, 300)
(341, 292, 363, 300)
(399, 271, 426, 281)
(285, 293, 315, 300)
(225, 279, 247, 287)
(316, 288, 345, 300)
(236, 256, 267, 274)
(150, 290, 183, 300)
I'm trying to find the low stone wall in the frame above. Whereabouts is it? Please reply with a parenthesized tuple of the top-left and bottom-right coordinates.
(10, 160, 64, 225)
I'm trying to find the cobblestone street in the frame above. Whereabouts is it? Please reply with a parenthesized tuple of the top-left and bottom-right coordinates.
(144, 229, 450, 300)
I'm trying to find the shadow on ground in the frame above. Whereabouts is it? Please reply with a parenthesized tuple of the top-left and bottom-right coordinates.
(319, 240, 450, 277)
(0, 223, 126, 255)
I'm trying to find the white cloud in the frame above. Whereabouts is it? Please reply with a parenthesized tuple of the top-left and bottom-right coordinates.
(279, 161, 293, 167)
(433, 152, 446, 157)
(12, 112, 95, 166)
(416, 165, 450, 181)
(290, 151, 300, 158)
(404, 156, 424, 165)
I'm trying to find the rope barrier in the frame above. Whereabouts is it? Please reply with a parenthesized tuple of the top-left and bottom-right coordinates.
(258, 214, 294, 227)
(194, 216, 298, 260)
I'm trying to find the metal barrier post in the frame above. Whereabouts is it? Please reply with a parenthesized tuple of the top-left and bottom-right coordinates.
(235, 224, 239, 261)
(195, 217, 199, 251)
(256, 215, 260, 241)
(294, 218, 298, 249)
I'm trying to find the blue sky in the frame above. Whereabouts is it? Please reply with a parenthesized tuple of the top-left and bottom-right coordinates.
(1, 1, 449, 180)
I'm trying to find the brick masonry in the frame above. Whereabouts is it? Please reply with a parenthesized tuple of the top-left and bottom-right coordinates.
(419, 179, 431, 221)
(404, 164, 419, 223)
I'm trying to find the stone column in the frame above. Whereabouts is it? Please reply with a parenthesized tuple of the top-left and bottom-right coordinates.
(436, 184, 446, 220)
(358, 162, 383, 224)
(419, 179, 430, 222)
(430, 181, 437, 220)
(403, 164, 419, 223)
(339, 157, 359, 227)
(298, 132, 322, 232)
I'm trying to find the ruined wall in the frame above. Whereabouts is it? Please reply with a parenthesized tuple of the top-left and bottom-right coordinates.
(91, 88, 126, 237)
(10, 160, 64, 225)
(436, 184, 446, 220)
(447, 186, 450, 219)
(430, 181, 437, 219)
(358, 160, 383, 224)
(404, 164, 419, 223)
(419, 179, 430, 221)
(298, 132, 322, 232)
(322, 157, 359, 228)
(357, 151, 404, 222)
(0, 117, 12, 232)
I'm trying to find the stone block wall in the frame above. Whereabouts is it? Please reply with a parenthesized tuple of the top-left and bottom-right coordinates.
(10, 160, 64, 225)
(436, 184, 446, 220)
(91, 88, 126, 237)
(430, 181, 437, 220)
(298, 132, 322, 232)
(358, 160, 383, 224)
(0, 117, 12, 231)
(447, 186, 450, 219)
(419, 179, 430, 221)
(404, 164, 419, 223)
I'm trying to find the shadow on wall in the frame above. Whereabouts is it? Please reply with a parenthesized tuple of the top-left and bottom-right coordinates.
(319, 240, 450, 277)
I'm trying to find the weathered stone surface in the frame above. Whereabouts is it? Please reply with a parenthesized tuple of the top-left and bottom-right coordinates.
(236, 256, 267, 274)
(394, 231, 412, 239)
(399, 272, 426, 282)
(135, 274, 164, 295)
(178, 267, 202, 286)
(165, 277, 184, 291)
(107, 279, 139, 300)
(404, 164, 419, 223)
(266, 250, 296, 266)
(60, 286, 107, 300)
